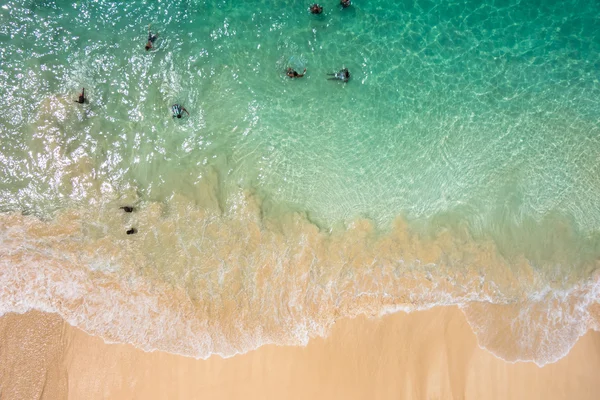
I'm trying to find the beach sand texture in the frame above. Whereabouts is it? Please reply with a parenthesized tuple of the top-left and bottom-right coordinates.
(2, 1, 600, 398)
(1, 307, 599, 400)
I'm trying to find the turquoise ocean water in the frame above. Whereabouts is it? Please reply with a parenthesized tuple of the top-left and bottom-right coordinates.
(1, 0, 600, 365)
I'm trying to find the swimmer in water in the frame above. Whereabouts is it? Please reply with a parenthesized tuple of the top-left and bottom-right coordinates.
(74, 88, 85, 104)
(310, 4, 323, 14)
(341, 0, 351, 7)
(287, 68, 306, 78)
(327, 68, 350, 82)
(172, 104, 190, 119)
(145, 24, 158, 50)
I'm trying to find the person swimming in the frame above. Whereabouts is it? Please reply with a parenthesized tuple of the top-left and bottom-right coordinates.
(145, 24, 158, 50)
(74, 88, 85, 104)
(310, 4, 323, 14)
(172, 104, 190, 119)
(341, 0, 351, 7)
(287, 68, 306, 78)
(327, 68, 350, 82)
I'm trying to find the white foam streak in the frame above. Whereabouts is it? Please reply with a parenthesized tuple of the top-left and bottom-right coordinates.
(1, 204, 599, 366)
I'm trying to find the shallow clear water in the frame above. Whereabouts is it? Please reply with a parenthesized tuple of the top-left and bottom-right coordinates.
(1, 0, 600, 365)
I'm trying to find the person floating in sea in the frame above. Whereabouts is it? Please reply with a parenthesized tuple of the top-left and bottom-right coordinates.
(74, 88, 86, 104)
(287, 67, 306, 78)
(327, 68, 350, 82)
(145, 24, 158, 51)
(172, 104, 190, 119)
(341, 0, 351, 7)
(310, 4, 323, 14)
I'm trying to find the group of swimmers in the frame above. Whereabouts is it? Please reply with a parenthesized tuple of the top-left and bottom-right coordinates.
(287, 1, 353, 83)
(75, 25, 187, 119)
(76, 2, 355, 116)
(73, 3, 354, 234)
(73, 24, 185, 233)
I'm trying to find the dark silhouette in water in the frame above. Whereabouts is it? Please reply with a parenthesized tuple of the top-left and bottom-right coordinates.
(341, 0, 351, 8)
(126, 228, 137, 235)
(287, 68, 306, 78)
(120, 206, 135, 213)
(145, 24, 158, 50)
(310, 4, 323, 14)
(172, 104, 190, 119)
(327, 68, 350, 82)
(74, 88, 85, 104)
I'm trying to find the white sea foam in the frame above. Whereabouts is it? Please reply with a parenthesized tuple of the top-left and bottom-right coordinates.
(1, 196, 598, 366)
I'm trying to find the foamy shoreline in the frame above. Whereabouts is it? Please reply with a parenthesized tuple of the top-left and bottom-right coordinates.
(2, 204, 599, 366)
(1, 306, 599, 399)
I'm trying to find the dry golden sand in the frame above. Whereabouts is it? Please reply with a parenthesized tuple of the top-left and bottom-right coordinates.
(1, 306, 599, 400)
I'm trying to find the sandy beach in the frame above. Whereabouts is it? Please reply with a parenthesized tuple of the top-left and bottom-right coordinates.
(2, 1, 600, 399)
(1, 306, 599, 400)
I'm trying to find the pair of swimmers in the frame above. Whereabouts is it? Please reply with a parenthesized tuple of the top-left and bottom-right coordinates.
(146, 26, 189, 117)
(310, 0, 351, 14)
(146, 26, 189, 118)
(74, 27, 154, 103)
(74, 88, 189, 119)
(119, 206, 138, 235)
(145, 26, 190, 118)
(286, 67, 351, 82)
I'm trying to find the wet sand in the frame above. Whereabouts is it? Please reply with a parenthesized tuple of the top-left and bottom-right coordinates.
(1, 306, 599, 400)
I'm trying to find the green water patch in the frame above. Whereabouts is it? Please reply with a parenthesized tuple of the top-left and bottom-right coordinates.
(1, 0, 600, 242)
